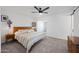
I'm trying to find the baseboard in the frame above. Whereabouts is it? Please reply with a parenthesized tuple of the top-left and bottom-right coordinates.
(47, 36, 66, 40)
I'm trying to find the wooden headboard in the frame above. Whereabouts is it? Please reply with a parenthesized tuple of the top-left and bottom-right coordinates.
(13, 27, 32, 33)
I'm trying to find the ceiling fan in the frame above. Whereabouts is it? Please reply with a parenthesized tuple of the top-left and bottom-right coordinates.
(32, 6, 50, 14)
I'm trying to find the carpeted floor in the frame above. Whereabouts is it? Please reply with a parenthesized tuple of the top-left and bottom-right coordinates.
(1, 37, 68, 53)
(1, 41, 26, 53)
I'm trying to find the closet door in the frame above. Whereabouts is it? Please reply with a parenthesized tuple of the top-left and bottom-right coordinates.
(37, 21, 47, 32)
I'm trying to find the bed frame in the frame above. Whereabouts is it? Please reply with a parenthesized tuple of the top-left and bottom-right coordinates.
(12, 26, 45, 52)
(13, 27, 32, 33)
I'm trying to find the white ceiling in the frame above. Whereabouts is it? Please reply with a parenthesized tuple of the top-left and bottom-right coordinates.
(1, 6, 76, 16)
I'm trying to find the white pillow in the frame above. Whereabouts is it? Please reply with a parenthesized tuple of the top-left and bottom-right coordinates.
(18, 29, 34, 33)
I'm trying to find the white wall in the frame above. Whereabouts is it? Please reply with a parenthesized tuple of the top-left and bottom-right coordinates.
(1, 22, 9, 43)
(73, 8, 79, 36)
(34, 14, 72, 39)
(1, 7, 33, 43)
(46, 15, 71, 39)
(1, 8, 33, 27)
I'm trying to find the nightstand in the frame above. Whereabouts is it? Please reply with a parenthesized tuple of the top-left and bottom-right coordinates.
(68, 36, 79, 53)
(6, 34, 15, 42)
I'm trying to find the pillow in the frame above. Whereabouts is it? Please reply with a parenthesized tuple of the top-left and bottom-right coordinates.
(18, 29, 34, 33)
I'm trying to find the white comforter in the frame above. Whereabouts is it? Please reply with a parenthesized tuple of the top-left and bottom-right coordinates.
(15, 31, 46, 52)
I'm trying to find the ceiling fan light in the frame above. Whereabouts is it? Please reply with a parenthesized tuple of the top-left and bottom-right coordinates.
(39, 13, 42, 15)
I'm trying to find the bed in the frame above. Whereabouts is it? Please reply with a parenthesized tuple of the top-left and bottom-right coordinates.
(13, 27, 46, 52)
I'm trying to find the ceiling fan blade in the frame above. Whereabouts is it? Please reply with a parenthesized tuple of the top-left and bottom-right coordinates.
(42, 7, 50, 12)
(34, 6, 39, 11)
(43, 12, 48, 14)
(32, 11, 38, 13)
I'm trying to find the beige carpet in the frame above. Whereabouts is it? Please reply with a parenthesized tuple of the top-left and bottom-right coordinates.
(1, 41, 26, 53)
(1, 37, 68, 53)
(30, 37, 68, 53)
